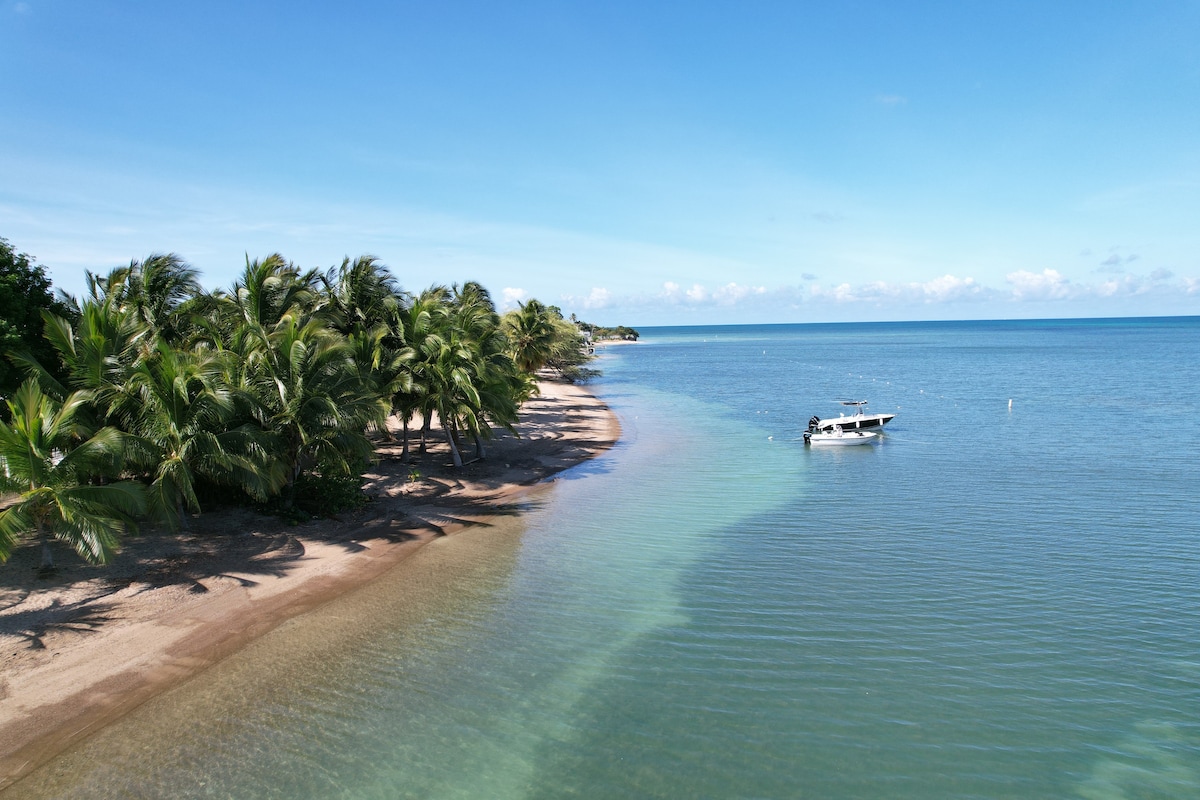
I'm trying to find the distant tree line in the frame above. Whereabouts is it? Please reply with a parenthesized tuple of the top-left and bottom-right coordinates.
(0, 238, 607, 573)
(575, 320, 640, 341)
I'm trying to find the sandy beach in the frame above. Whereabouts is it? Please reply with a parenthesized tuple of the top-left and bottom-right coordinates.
(0, 379, 618, 790)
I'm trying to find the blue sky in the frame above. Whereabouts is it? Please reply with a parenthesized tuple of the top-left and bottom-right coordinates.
(3, 1, 1199, 325)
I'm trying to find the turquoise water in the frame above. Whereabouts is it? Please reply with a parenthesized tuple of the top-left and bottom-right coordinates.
(10, 318, 1200, 798)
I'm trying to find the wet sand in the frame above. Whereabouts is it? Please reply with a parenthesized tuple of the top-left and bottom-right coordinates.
(0, 380, 618, 790)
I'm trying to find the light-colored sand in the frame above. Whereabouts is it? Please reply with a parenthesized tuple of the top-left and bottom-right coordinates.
(0, 380, 618, 790)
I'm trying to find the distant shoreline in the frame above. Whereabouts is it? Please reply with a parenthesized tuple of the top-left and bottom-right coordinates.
(0, 380, 619, 791)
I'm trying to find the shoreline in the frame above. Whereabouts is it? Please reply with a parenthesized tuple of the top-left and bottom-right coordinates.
(0, 380, 619, 791)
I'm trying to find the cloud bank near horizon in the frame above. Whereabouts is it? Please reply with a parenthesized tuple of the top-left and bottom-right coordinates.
(560, 267, 1200, 319)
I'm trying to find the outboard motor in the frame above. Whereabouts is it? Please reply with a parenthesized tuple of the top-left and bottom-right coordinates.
(807, 415, 820, 433)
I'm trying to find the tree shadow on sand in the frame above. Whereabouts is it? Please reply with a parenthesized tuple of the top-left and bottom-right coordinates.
(0, 596, 120, 651)
(0, 381, 614, 649)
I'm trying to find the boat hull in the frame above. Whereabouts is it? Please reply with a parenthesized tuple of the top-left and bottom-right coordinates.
(804, 430, 879, 446)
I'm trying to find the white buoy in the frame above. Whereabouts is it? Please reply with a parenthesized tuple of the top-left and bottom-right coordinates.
(1008, 399, 1013, 410)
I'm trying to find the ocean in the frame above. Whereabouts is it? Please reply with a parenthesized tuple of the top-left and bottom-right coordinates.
(11, 317, 1200, 799)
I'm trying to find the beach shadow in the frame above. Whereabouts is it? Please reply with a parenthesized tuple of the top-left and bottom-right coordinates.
(1, 380, 616, 649)
(0, 597, 119, 650)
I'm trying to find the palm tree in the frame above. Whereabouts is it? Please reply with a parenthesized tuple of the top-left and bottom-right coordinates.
(226, 253, 320, 332)
(122, 342, 283, 529)
(0, 380, 146, 572)
(503, 299, 558, 374)
(544, 315, 596, 382)
(89, 254, 202, 345)
(420, 322, 481, 469)
(399, 287, 449, 457)
(11, 302, 147, 430)
(449, 291, 523, 460)
(318, 255, 404, 339)
(248, 315, 385, 505)
(502, 299, 593, 382)
(407, 284, 527, 467)
(318, 255, 414, 441)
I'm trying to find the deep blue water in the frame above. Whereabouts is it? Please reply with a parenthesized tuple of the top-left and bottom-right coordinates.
(11, 317, 1200, 799)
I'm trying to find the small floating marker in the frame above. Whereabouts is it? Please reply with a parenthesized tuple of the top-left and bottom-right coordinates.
(1008, 399, 1013, 410)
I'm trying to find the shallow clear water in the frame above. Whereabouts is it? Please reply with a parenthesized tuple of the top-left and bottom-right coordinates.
(11, 318, 1200, 799)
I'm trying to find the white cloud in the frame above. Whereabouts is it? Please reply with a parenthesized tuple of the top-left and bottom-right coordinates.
(1005, 269, 1076, 301)
(658, 282, 692, 303)
(557, 268, 1200, 324)
(1095, 271, 1183, 298)
(922, 274, 983, 302)
(500, 287, 528, 310)
(582, 287, 613, 308)
(809, 274, 988, 305)
(1096, 275, 1140, 298)
(876, 94, 908, 107)
(655, 282, 766, 306)
(712, 283, 767, 304)
(563, 286, 614, 310)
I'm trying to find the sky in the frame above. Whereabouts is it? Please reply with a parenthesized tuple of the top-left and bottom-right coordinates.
(2, 1, 1199, 326)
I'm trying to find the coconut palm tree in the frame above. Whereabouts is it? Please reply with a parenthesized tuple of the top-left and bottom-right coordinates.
(503, 298, 558, 374)
(12, 301, 147, 430)
(0, 380, 146, 571)
(399, 287, 450, 457)
(406, 284, 528, 466)
(121, 342, 283, 529)
(89, 253, 202, 345)
(318, 256, 414, 440)
(543, 315, 596, 382)
(420, 322, 481, 469)
(319, 255, 404, 339)
(248, 315, 385, 505)
(227, 253, 320, 332)
(449, 290, 523, 460)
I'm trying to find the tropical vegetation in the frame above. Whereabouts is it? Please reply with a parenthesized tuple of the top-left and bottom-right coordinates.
(0, 237, 72, 407)
(575, 320, 640, 341)
(0, 242, 613, 570)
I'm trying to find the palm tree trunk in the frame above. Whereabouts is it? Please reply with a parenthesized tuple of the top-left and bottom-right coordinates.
(282, 454, 302, 509)
(444, 419, 464, 468)
(400, 414, 411, 463)
(177, 496, 190, 532)
(36, 520, 54, 573)
(473, 432, 486, 460)
(419, 409, 433, 454)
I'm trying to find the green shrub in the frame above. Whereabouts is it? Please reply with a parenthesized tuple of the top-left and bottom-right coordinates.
(293, 471, 368, 518)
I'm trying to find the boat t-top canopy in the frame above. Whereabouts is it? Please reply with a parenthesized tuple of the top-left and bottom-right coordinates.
(836, 400, 869, 407)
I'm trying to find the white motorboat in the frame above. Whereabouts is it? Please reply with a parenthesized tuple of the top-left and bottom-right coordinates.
(803, 426, 879, 446)
(808, 400, 895, 433)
